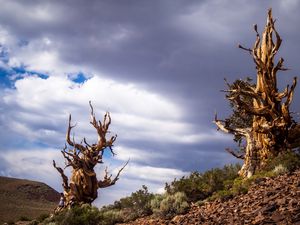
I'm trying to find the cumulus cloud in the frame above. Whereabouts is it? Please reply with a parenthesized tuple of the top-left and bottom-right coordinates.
(1, 74, 228, 148)
(0, 148, 62, 187)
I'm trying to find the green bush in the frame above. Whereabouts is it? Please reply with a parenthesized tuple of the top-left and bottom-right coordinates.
(151, 192, 189, 219)
(98, 185, 154, 223)
(165, 164, 241, 202)
(264, 151, 300, 172)
(43, 204, 100, 225)
(150, 194, 164, 215)
(98, 209, 123, 225)
(272, 164, 288, 175)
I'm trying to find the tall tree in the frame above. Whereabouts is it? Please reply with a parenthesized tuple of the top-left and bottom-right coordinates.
(214, 9, 300, 177)
(53, 101, 128, 210)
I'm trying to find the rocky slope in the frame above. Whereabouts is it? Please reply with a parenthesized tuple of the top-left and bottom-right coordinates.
(121, 170, 300, 225)
(0, 176, 60, 224)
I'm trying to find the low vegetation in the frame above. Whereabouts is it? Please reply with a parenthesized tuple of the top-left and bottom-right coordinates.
(42, 150, 300, 225)
(165, 164, 241, 203)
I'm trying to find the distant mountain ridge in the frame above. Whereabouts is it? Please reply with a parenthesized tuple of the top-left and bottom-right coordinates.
(0, 176, 60, 224)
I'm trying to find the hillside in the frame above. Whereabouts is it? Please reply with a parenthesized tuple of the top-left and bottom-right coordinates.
(0, 176, 60, 224)
(121, 169, 300, 225)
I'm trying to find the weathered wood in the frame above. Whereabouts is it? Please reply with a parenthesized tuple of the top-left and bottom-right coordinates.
(53, 102, 127, 211)
(215, 9, 300, 177)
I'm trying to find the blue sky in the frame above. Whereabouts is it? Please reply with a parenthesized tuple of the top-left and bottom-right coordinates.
(0, 0, 300, 206)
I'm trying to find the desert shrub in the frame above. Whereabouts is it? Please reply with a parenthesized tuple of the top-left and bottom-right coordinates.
(43, 204, 100, 225)
(231, 177, 250, 195)
(165, 164, 241, 202)
(127, 185, 153, 217)
(272, 164, 288, 175)
(166, 157, 297, 204)
(208, 176, 249, 202)
(151, 192, 189, 219)
(119, 208, 140, 223)
(98, 185, 154, 223)
(264, 151, 300, 172)
(98, 209, 122, 225)
(208, 161, 296, 202)
(150, 194, 164, 215)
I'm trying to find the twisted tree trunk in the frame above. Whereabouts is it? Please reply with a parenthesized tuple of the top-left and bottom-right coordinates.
(53, 102, 128, 211)
(215, 9, 299, 177)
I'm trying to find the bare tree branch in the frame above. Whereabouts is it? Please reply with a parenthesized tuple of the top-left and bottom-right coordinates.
(225, 148, 245, 159)
(98, 160, 129, 188)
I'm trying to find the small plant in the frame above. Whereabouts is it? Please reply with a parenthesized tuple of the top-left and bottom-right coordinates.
(98, 209, 123, 225)
(150, 194, 164, 215)
(151, 192, 189, 219)
(264, 151, 300, 172)
(273, 164, 288, 175)
(43, 204, 100, 225)
(165, 164, 241, 203)
(98, 185, 154, 223)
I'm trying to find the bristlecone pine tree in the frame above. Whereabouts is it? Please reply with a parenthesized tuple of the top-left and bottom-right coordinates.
(214, 9, 300, 178)
(53, 102, 128, 211)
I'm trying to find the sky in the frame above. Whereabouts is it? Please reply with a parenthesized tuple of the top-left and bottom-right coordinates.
(0, 0, 300, 206)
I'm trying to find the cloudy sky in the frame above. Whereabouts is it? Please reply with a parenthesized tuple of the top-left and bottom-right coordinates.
(0, 0, 300, 206)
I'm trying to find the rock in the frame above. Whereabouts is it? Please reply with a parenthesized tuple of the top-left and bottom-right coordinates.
(120, 169, 300, 225)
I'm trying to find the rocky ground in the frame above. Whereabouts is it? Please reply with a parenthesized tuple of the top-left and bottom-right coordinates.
(121, 170, 300, 225)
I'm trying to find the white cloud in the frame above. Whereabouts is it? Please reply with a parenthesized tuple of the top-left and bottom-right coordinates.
(7, 39, 79, 76)
(1, 75, 214, 147)
(124, 163, 187, 183)
(0, 148, 63, 190)
(114, 145, 164, 162)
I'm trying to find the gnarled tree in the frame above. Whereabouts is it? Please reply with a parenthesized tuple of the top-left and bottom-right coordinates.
(214, 9, 300, 177)
(53, 101, 128, 210)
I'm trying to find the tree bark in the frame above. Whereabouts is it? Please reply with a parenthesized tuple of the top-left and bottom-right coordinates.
(53, 102, 128, 211)
(215, 9, 300, 177)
